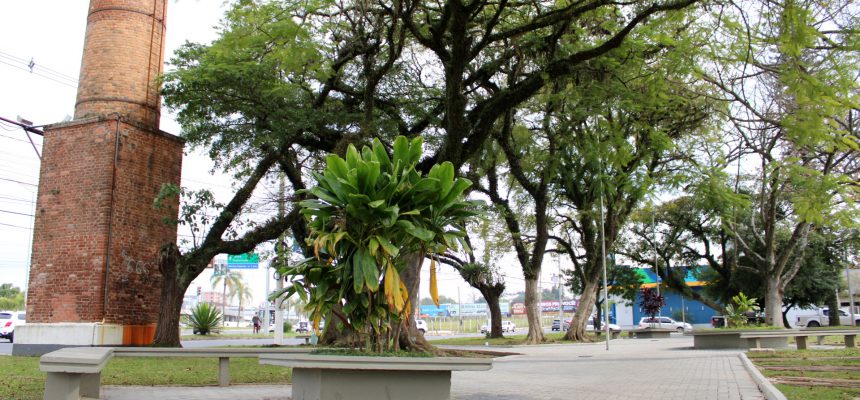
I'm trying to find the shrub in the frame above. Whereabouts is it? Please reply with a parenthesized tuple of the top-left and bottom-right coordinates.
(188, 303, 222, 335)
(282, 321, 292, 333)
(639, 288, 665, 321)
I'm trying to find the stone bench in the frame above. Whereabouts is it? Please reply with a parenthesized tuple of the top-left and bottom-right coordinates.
(296, 335, 312, 344)
(39, 346, 313, 399)
(630, 327, 675, 339)
(259, 353, 493, 400)
(113, 347, 311, 386)
(40, 347, 114, 400)
(692, 329, 860, 349)
(743, 329, 859, 350)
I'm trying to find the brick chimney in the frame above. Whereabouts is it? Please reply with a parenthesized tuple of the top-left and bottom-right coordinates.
(15, 0, 184, 355)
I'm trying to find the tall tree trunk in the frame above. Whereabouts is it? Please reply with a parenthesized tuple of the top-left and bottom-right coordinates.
(566, 279, 599, 341)
(764, 276, 784, 327)
(398, 251, 435, 352)
(524, 277, 544, 343)
(826, 293, 840, 327)
(153, 244, 186, 347)
(481, 287, 503, 338)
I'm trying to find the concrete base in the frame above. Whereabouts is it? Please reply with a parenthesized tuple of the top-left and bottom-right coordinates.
(13, 323, 123, 356)
(632, 328, 674, 339)
(293, 368, 451, 400)
(260, 354, 493, 400)
(692, 332, 789, 350)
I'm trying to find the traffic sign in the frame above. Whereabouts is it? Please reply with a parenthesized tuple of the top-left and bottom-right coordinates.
(227, 253, 259, 269)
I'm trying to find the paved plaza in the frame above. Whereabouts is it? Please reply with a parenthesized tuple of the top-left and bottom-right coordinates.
(102, 335, 765, 400)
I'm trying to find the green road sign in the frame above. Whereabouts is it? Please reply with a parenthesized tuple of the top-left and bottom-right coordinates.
(227, 253, 259, 269)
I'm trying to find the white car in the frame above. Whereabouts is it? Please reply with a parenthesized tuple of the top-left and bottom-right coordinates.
(415, 319, 427, 334)
(480, 320, 516, 333)
(638, 316, 693, 332)
(0, 310, 25, 343)
(586, 321, 622, 334)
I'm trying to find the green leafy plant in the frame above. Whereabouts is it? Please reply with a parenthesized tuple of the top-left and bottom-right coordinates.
(280, 136, 480, 352)
(187, 303, 222, 335)
(725, 292, 760, 328)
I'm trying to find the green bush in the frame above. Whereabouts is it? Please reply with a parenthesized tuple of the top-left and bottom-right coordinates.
(282, 321, 292, 333)
(187, 303, 222, 335)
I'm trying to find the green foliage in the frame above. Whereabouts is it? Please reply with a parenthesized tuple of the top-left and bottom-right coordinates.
(281, 136, 480, 351)
(420, 296, 456, 306)
(186, 303, 223, 335)
(281, 320, 293, 334)
(724, 292, 760, 328)
(0, 283, 24, 310)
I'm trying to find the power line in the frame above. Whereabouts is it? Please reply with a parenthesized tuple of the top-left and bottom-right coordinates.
(0, 222, 31, 230)
(0, 209, 33, 217)
(0, 177, 37, 187)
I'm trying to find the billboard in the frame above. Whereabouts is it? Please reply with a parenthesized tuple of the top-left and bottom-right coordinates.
(512, 300, 578, 315)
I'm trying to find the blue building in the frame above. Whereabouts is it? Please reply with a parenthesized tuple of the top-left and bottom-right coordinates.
(629, 267, 720, 325)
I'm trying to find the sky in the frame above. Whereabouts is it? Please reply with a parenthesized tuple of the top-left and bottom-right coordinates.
(0, 0, 561, 311)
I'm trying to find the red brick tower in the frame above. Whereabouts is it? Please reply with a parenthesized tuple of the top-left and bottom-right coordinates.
(14, 0, 183, 355)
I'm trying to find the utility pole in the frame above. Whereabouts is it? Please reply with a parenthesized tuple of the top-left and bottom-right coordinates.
(558, 258, 563, 325)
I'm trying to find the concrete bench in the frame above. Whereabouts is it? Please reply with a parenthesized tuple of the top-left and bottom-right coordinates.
(40, 347, 114, 400)
(742, 329, 859, 350)
(113, 347, 312, 386)
(630, 328, 675, 339)
(296, 335, 312, 344)
(260, 353, 493, 400)
(39, 346, 314, 399)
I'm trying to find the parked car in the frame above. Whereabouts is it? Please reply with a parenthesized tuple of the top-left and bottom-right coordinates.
(586, 320, 622, 334)
(797, 308, 860, 328)
(0, 311, 25, 343)
(480, 320, 517, 333)
(551, 319, 565, 331)
(638, 316, 693, 332)
(416, 319, 427, 334)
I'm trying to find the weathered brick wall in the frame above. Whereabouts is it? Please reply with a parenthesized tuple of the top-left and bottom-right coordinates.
(75, 0, 166, 127)
(26, 0, 183, 330)
(27, 119, 182, 325)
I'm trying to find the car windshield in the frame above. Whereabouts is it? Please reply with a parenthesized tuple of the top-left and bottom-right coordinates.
(17, 313, 25, 320)
(0, 313, 11, 320)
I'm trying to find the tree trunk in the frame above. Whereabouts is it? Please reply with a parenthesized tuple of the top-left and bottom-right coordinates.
(524, 277, 544, 343)
(481, 287, 503, 338)
(827, 293, 840, 327)
(153, 244, 186, 347)
(566, 279, 599, 341)
(764, 276, 784, 327)
(398, 251, 436, 352)
(781, 304, 793, 329)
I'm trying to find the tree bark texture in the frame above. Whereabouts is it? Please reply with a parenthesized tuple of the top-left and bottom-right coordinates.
(524, 277, 545, 343)
(566, 279, 599, 341)
(481, 287, 504, 338)
(764, 276, 784, 327)
(398, 251, 436, 352)
(153, 244, 186, 347)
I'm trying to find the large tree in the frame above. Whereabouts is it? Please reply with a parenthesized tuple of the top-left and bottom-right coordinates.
(155, 0, 706, 345)
(701, 0, 860, 326)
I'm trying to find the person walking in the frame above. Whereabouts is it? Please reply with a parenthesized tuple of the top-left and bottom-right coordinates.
(252, 314, 262, 334)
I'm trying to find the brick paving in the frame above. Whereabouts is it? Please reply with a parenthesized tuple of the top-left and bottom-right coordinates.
(102, 335, 765, 400)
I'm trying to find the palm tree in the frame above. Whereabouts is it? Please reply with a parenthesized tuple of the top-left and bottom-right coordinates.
(229, 279, 254, 327)
(211, 269, 242, 326)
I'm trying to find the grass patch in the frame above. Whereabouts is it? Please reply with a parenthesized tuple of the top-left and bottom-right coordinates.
(180, 333, 306, 341)
(777, 384, 860, 400)
(748, 348, 860, 400)
(0, 355, 291, 400)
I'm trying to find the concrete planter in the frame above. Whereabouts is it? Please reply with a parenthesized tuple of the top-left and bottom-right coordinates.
(259, 353, 493, 400)
(691, 330, 790, 349)
(631, 327, 675, 338)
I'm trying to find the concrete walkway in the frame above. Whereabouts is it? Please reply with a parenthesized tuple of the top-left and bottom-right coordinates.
(102, 335, 765, 400)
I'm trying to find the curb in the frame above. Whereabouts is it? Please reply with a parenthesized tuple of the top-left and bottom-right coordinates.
(738, 353, 787, 400)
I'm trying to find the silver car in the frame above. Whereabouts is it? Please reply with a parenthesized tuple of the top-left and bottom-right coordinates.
(638, 316, 692, 332)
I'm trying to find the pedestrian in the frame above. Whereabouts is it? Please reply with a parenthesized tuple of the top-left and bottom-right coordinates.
(252, 314, 261, 334)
